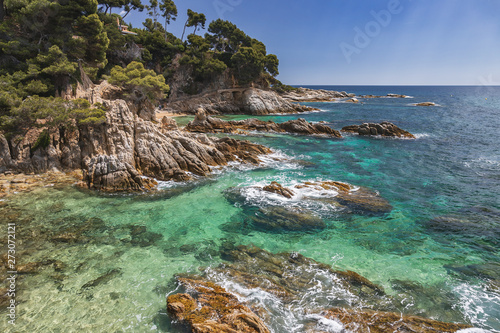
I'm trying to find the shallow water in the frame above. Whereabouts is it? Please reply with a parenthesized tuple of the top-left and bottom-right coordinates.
(1, 86, 499, 332)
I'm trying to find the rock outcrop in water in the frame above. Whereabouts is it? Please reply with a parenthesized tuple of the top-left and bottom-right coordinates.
(167, 277, 270, 333)
(280, 87, 355, 102)
(228, 180, 392, 216)
(167, 245, 472, 333)
(0, 81, 272, 192)
(165, 87, 314, 115)
(341, 122, 416, 139)
(185, 108, 342, 137)
(320, 308, 471, 333)
(416, 102, 436, 106)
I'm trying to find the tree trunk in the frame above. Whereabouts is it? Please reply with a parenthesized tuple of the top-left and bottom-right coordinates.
(164, 18, 168, 41)
(0, 0, 5, 21)
(181, 20, 188, 41)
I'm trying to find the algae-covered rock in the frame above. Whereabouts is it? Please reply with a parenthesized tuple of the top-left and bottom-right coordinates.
(167, 278, 270, 333)
(251, 206, 326, 232)
(321, 308, 471, 333)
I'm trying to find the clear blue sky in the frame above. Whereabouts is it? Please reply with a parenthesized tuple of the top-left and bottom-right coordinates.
(123, 0, 500, 85)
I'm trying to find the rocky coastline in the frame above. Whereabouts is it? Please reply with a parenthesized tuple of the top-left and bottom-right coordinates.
(0, 82, 275, 193)
(0, 84, 418, 194)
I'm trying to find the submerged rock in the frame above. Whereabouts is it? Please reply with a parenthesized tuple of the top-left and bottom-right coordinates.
(167, 278, 270, 333)
(341, 122, 415, 139)
(81, 268, 122, 290)
(320, 308, 471, 333)
(185, 109, 342, 137)
(217, 245, 385, 303)
(251, 206, 326, 232)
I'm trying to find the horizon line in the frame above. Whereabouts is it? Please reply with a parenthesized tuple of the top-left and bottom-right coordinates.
(288, 84, 500, 87)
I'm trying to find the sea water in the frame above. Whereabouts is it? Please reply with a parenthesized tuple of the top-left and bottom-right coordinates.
(1, 86, 499, 332)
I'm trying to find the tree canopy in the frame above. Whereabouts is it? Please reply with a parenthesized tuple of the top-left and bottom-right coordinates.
(0, 0, 281, 135)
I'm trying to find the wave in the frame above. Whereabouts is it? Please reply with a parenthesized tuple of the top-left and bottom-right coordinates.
(202, 263, 361, 333)
(454, 282, 500, 332)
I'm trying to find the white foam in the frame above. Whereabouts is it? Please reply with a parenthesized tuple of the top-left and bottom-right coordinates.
(202, 262, 364, 333)
(454, 282, 500, 332)
(306, 314, 345, 333)
(413, 133, 432, 139)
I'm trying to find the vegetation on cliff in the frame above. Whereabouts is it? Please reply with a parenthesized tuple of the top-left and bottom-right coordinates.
(0, 0, 283, 137)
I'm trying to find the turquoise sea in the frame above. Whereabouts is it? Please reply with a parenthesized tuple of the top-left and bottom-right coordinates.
(1, 86, 499, 332)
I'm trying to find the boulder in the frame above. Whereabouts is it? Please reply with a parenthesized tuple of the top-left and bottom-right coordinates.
(160, 116, 178, 131)
(345, 97, 359, 103)
(341, 122, 415, 139)
(262, 181, 295, 198)
(416, 102, 436, 106)
(167, 278, 270, 333)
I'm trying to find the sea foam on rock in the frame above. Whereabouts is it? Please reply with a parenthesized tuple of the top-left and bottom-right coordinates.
(225, 180, 392, 220)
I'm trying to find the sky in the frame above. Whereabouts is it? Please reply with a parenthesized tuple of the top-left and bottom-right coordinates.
(123, 0, 500, 85)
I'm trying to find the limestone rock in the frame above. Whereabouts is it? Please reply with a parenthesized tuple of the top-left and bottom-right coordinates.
(341, 122, 415, 139)
(345, 97, 359, 103)
(167, 278, 270, 333)
(416, 102, 436, 106)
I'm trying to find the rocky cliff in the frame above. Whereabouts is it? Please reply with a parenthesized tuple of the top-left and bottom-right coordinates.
(165, 87, 315, 115)
(0, 82, 271, 192)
